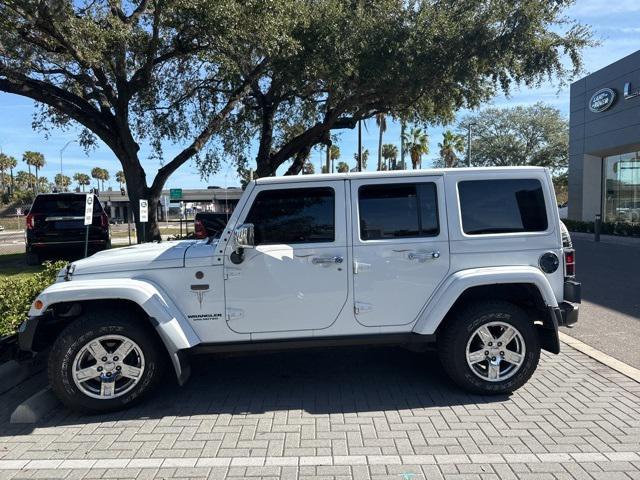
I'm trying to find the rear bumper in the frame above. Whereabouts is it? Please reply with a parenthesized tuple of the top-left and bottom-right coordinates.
(557, 301, 579, 327)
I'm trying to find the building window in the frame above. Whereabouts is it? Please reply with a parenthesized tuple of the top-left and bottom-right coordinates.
(604, 152, 640, 224)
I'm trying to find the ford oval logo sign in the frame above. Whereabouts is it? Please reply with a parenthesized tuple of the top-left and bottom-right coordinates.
(589, 88, 616, 112)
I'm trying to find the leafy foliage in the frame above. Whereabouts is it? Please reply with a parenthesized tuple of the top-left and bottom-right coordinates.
(217, 0, 592, 178)
(0, 260, 67, 336)
(403, 128, 429, 169)
(458, 103, 569, 173)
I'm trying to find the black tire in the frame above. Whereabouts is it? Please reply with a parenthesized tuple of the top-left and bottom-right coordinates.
(25, 251, 40, 266)
(48, 307, 166, 413)
(438, 301, 540, 395)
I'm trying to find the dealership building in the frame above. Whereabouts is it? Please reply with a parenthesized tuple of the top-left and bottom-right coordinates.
(569, 49, 640, 223)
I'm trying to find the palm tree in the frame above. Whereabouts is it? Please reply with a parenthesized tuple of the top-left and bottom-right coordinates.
(5, 155, 17, 197)
(402, 127, 429, 169)
(329, 145, 340, 172)
(115, 170, 126, 189)
(23, 151, 45, 192)
(381, 144, 399, 170)
(302, 161, 315, 175)
(336, 161, 350, 173)
(100, 168, 110, 190)
(438, 130, 465, 168)
(375, 113, 387, 171)
(353, 149, 369, 170)
(90, 167, 101, 191)
(73, 172, 91, 192)
(54, 174, 71, 191)
(0, 153, 12, 197)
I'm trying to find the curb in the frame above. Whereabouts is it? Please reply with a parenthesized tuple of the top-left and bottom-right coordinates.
(0, 360, 30, 394)
(10, 387, 60, 424)
(0, 354, 47, 395)
(559, 332, 640, 383)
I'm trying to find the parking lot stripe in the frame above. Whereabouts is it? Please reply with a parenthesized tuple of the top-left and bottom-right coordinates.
(560, 332, 640, 382)
(3, 452, 640, 470)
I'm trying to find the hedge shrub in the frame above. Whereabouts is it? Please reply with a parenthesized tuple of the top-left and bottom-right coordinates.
(563, 219, 640, 237)
(0, 261, 67, 336)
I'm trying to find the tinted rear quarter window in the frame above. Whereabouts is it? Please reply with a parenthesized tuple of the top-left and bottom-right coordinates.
(245, 187, 335, 244)
(30, 195, 103, 215)
(458, 179, 547, 235)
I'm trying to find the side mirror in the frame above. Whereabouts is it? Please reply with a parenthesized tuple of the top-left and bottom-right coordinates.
(233, 223, 255, 252)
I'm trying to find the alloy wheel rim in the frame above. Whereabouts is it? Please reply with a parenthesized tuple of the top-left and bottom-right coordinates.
(465, 321, 526, 382)
(71, 334, 145, 399)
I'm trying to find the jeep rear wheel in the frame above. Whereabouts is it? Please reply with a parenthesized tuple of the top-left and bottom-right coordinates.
(438, 301, 540, 395)
(48, 309, 166, 413)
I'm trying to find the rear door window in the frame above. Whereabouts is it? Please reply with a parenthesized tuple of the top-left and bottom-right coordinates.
(458, 179, 548, 235)
(358, 183, 439, 240)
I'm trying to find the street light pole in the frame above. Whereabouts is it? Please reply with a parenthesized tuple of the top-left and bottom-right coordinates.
(357, 120, 362, 172)
(59, 140, 77, 191)
(466, 123, 476, 167)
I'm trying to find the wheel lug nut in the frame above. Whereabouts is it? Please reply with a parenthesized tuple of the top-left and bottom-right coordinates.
(491, 356, 496, 361)
(97, 366, 103, 372)
(113, 356, 119, 361)
(497, 342, 502, 347)
(116, 366, 121, 371)
(500, 351, 505, 356)
(101, 357, 107, 362)
(484, 351, 489, 356)
(488, 342, 493, 347)
(106, 372, 112, 377)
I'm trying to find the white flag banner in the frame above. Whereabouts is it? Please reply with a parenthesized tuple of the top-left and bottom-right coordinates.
(139, 199, 148, 223)
(84, 194, 94, 226)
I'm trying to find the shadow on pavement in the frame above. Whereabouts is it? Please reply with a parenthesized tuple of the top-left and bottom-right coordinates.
(573, 238, 640, 320)
(0, 347, 510, 436)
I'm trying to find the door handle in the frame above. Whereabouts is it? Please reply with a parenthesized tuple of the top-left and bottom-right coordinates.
(408, 251, 440, 261)
(312, 256, 344, 265)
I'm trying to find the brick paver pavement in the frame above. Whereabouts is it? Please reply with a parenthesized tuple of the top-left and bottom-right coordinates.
(0, 344, 639, 479)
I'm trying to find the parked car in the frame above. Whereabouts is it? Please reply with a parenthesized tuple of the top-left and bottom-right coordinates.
(24, 193, 110, 265)
(194, 212, 230, 239)
(19, 167, 580, 413)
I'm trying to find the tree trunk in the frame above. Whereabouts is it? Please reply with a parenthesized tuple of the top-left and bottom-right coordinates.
(377, 126, 383, 171)
(35, 167, 39, 193)
(325, 145, 330, 174)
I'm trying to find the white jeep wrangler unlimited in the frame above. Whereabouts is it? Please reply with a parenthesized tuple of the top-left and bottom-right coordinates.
(19, 167, 580, 413)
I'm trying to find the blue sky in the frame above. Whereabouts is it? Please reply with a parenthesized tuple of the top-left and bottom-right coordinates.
(0, 0, 639, 190)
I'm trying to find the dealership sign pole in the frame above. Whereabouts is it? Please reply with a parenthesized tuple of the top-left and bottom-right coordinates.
(139, 199, 148, 243)
(84, 193, 93, 257)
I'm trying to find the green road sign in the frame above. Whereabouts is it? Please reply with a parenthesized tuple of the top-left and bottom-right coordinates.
(170, 188, 182, 200)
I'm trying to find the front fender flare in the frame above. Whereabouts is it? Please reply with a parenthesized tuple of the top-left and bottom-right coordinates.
(413, 266, 558, 335)
(28, 278, 200, 384)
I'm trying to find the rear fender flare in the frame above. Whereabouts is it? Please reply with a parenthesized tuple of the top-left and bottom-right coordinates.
(413, 266, 558, 335)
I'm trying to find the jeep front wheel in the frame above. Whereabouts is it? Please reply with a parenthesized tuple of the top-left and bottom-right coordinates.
(438, 301, 540, 394)
(48, 309, 166, 413)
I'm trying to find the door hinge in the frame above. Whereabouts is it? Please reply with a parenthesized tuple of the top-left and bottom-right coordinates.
(353, 261, 371, 274)
(226, 308, 244, 321)
(354, 302, 373, 314)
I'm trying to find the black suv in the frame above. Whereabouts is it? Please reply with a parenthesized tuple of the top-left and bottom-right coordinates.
(25, 193, 111, 265)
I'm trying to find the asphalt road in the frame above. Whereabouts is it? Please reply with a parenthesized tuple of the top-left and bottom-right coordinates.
(561, 234, 640, 369)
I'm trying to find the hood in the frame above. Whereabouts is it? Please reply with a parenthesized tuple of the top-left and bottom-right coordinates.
(70, 240, 197, 276)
